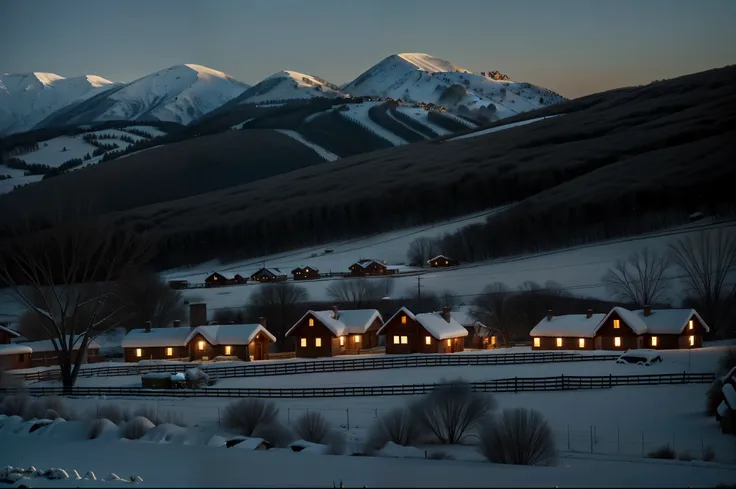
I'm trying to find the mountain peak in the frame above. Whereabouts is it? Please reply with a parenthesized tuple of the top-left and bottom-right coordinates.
(392, 53, 471, 74)
(29, 72, 66, 86)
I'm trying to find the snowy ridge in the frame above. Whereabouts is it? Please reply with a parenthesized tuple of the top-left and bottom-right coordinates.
(236, 70, 347, 105)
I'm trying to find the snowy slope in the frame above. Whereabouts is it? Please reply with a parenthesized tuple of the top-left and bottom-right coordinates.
(450, 115, 563, 141)
(274, 129, 339, 161)
(35, 64, 249, 128)
(235, 70, 348, 104)
(0, 73, 116, 135)
(339, 102, 407, 146)
(13, 136, 98, 166)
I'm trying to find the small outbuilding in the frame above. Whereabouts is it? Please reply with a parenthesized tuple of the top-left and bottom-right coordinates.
(378, 307, 468, 354)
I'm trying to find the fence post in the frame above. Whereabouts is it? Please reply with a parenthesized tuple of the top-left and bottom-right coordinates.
(561, 374, 565, 390)
(346, 409, 350, 431)
(589, 426, 593, 453)
(287, 408, 291, 424)
(514, 377, 518, 393)
(609, 374, 612, 389)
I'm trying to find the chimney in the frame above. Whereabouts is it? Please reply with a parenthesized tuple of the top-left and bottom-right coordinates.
(144, 321, 151, 333)
(259, 317, 267, 328)
(643, 305, 652, 317)
(189, 303, 207, 328)
(441, 306, 452, 323)
(547, 309, 553, 321)
(332, 305, 339, 320)
(173, 320, 181, 328)
(586, 309, 593, 319)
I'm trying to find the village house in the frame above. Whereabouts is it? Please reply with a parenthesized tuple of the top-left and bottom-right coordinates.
(20, 337, 103, 368)
(250, 267, 288, 283)
(378, 307, 468, 355)
(617, 307, 709, 349)
(427, 255, 460, 268)
(285, 306, 383, 358)
(0, 343, 32, 370)
(450, 307, 495, 349)
(122, 321, 191, 362)
(291, 266, 320, 281)
(348, 259, 399, 277)
(204, 272, 247, 287)
(530, 309, 606, 350)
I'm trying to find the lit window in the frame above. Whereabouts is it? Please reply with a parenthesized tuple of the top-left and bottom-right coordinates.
(198, 340, 205, 351)
(533, 337, 540, 348)
(136, 348, 142, 358)
(651, 337, 657, 347)
(689, 335, 695, 347)
(445, 260, 448, 265)
(315, 338, 322, 347)
(578, 338, 585, 348)
(166, 347, 173, 356)
(354, 335, 361, 343)
(614, 337, 621, 347)
(613, 319, 620, 329)
(393, 336, 400, 345)
(425, 336, 431, 345)
(308, 318, 314, 327)
(225, 346, 232, 355)
(447, 339, 452, 347)
(556, 338, 563, 348)
(688, 320, 693, 330)
(400, 336, 408, 345)
(339, 336, 345, 346)
(491, 336, 496, 346)
(300, 338, 307, 347)
(401, 315, 407, 325)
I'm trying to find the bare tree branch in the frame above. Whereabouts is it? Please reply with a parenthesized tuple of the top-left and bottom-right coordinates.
(602, 248, 672, 307)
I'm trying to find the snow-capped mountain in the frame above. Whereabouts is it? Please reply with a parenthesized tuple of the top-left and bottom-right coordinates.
(342, 52, 565, 118)
(0, 72, 116, 135)
(233, 70, 348, 105)
(35, 64, 249, 129)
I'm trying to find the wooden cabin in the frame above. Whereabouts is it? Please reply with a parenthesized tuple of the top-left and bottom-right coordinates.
(291, 266, 320, 281)
(348, 259, 398, 277)
(378, 307, 468, 355)
(21, 337, 102, 368)
(0, 344, 32, 370)
(122, 323, 191, 362)
(285, 306, 383, 358)
(427, 255, 460, 268)
(611, 306, 709, 349)
(251, 267, 288, 283)
(204, 272, 247, 287)
(185, 320, 276, 361)
(530, 309, 605, 350)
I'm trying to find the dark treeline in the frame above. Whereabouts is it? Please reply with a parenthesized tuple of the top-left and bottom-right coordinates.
(389, 107, 440, 138)
(368, 103, 425, 143)
(427, 111, 468, 132)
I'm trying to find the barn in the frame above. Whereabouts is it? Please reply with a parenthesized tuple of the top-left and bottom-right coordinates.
(285, 306, 383, 358)
(378, 307, 468, 354)
(530, 309, 606, 350)
(427, 255, 460, 268)
(291, 266, 320, 280)
(185, 320, 276, 361)
(251, 268, 288, 283)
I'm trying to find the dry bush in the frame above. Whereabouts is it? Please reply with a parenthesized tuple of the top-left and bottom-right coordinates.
(366, 407, 424, 450)
(123, 416, 154, 440)
(25, 396, 76, 421)
(293, 411, 331, 444)
(325, 430, 347, 455)
(479, 408, 558, 466)
(702, 445, 715, 461)
(410, 380, 496, 444)
(252, 421, 295, 448)
(222, 399, 279, 436)
(132, 405, 185, 426)
(0, 394, 30, 417)
(647, 444, 676, 459)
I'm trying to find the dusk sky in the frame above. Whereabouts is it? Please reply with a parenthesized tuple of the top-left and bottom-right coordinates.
(1, 0, 734, 98)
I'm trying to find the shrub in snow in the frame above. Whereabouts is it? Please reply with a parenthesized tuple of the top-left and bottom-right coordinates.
(427, 451, 455, 460)
(647, 444, 676, 459)
(88, 418, 118, 440)
(185, 367, 210, 388)
(222, 399, 278, 436)
(325, 430, 347, 455)
(410, 380, 496, 444)
(294, 411, 331, 444)
(702, 445, 716, 461)
(479, 408, 558, 466)
(0, 394, 30, 417)
(252, 421, 295, 448)
(366, 407, 424, 450)
(122, 416, 155, 440)
(94, 404, 128, 425)
(706, 378, 725, 416)
(132, 405, 185, 426)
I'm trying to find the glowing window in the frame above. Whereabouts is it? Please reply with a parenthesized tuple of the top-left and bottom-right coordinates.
(447, 339, 452, 347)
(401, 315, 407, 324)
(425, 336, 431, 345)
(308, 318, 314, 327)
(578, 338, 585, 348)
(613, 319, 620, 329)
(614, 337, 621, 347)
(651, 337, 657, 347)
(166, 347, 173, 356)
(354, 335, 361, 343)
(225, 346, 232, 355)
(400, 336, 408, 345)
(393, 336, 400, 345)
(491, 336, 496, 346)
(315, 338, 322, 347)
(339, 336, 345, 346)
(688, 320, 694, 330)
(533, 338, 540, 348)
(300, 338, 307, 347)
(556, 338, 563, 347)
(689, 335, 695, 347)
(136, 348, 142, 358)
(198, 340, 205, 351)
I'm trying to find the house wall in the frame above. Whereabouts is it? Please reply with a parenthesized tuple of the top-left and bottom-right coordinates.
(30, 347, 102, 368)
(381, 314, 465, 354)
(595, 312, 641, 351)
(289, 314, 336, 358)
(429, 258, 459, 268)
(293, 270, 320, 280)
(531, 336, 595, 351)
(0, 352, 31, 370)
(124, 345, 189, 363)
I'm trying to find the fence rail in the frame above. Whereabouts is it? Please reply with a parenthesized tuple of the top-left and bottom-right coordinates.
(11, 351, 620, 382)
(2, 372, 714, 399)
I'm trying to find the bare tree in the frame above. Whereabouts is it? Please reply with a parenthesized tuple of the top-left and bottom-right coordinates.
(0, 218, 153, 389)
(669, 230, 736, 338)
(248, 282, 308, 347)
(602, 248, 672, 307)
(114, 271, 185, 330)
(406, 237, 441, 268)
(326, 278, 384, 308)
(471, 282, 516, 346)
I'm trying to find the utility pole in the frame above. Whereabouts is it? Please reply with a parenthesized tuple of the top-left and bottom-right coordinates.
(416, 276, 422, 309)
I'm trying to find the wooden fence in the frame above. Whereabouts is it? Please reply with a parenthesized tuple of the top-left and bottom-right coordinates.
(11, 351, 620, 382)
(1, 372, 715, 399)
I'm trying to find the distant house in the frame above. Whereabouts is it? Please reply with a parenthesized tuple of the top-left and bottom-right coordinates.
(185, 320, 276, 362)
(348, 259, 398, 277)
(450, 307, 494, 349)
(427, 255, 460, 268)
(529, 309, 606, 350)
(204, 272, 247, 287)
(21, 337, 102, 368)
(251, 268, 288, 283)
(285, 306, 383, 358)
(378, 307, 468, 355)
(291, 266, 320, 281)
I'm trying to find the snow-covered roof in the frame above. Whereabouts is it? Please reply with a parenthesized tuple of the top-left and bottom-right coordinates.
(0, 343, 32, 356)
(379, 307, 467, 340)
(121, 327, 190, 348)
(617, 349, 662, 362)
(350, 260, 387, 269)
(596, 307, 648, 335)
(285, 309, 383, 337)
(291, 266, 319, 272)
(18, 336, 101, 352)
(207, 272, 244, 280)
(185, 324, 276, 345)
(530, 313, 606, 338)
(0, 324, 21, 338)
(630, 308, 710, 334)
(427, 255, 453, 263)
(253, 267, 286, 277)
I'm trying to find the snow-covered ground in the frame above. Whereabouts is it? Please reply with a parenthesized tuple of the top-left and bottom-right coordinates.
(14, 136, 98, 167)
(0, 173, 44, 194)
(339, 102, 408, 146)
(394, 107, 452, 135)
(274, 129, 340, 161)
(450, 114, 563, 141)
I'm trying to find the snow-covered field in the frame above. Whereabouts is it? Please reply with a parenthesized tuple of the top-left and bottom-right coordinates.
(339, 102, 408, 146)
(14, 136, 98, 166)
(394, 107, 452, 135)
(275, 129, 339, 161)
(450, 114, 564, 141)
